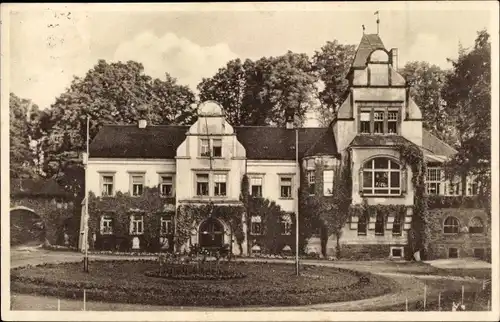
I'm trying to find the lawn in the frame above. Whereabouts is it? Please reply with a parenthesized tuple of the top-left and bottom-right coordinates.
(11, 260, 400, 307)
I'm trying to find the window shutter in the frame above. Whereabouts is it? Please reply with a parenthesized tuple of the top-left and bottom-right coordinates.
(401, 168, 407, 193)
(358, 169, 363, 194)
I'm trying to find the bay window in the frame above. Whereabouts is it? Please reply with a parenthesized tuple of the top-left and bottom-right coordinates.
(362, 158, 402, 196)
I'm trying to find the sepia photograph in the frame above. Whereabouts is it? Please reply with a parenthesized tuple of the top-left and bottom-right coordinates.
(1, 2, 498, 321)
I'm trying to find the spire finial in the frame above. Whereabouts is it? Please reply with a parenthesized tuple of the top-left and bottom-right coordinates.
(374, 11, 380, 34)
(362, 24, 365, 34)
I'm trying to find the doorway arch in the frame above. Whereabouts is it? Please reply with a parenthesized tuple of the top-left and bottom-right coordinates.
(198, 217, 225, 248)
(10, 207, 46, 246)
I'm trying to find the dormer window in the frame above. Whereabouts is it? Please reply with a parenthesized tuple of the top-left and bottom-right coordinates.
(358, 102, 401, 135)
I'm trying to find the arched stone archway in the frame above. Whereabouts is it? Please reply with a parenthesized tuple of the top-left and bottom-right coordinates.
(10, 207, 46, 246)
(198, 217, 225, 249)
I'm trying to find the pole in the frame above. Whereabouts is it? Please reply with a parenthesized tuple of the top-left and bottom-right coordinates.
(295, 128, 299, 276)
(83, 289, 86, 311)
(405, 297, 408, 311)
(461, 285, 464, 304)
(57, 299, 60, 311)
(423, 284, 427, 310)
(438, 292, 441, 311)
(84, 116, 89, 272)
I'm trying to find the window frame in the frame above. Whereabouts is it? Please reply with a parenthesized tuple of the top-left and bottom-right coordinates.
(323, 170, 334, 196)
(426, 167, 443, 195)
(250, 216, 262, 235)
(129, 173, 145, 197)
(250, 176, 263, 197)
(443, 216, 460, 235)
(280, 214, 293, 236)
(357, 214, 368, 236)
(213, 173, 227, 197)
(375, 213, 385, 236)
(160, 215, 173, 235)
(200, 138, 210, 157)
(279, 175, 293, 199)
(100, 173, 115, 197)
(448, 247, 459, 259)
(468, 217, 484, 234)
(130, 214, 144, 235)
(159, 174, 175, 197)
(357, 102, 401, 135)
(392, 215, 402, 236)
(195, 173, 210, 196)
(362, 157, 402, 196)
(199, 137, 223, 158)
(212, 138, 222, 157)
(307, 170, 316, 195)
(100, 215, 113, 235)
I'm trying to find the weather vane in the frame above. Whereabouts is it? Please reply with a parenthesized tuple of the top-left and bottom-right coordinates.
(374, 11, 380, 34)
(362, 24, 365, 34)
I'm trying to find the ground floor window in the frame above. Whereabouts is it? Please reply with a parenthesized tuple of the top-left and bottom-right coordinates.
(448, 247, 459, 258)
(357, 214, 367, 236)
(130, 215, 144, 235)
(250, 216, 262, 235)
(473, 248, 485, 259)
(390, 247, 403, 259)
(375, 213, 384, 236)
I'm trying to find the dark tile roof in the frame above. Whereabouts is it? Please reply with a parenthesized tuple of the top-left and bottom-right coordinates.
(90, 125, 189, 159)
(352, 34, 386, 69)
(422, 129, 457, 157)
(89, 125, 338, 160)
(11, 178, 72, 198)
(349, 135, 411, 147)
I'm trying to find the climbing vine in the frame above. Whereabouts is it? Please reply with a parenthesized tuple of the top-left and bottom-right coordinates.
(398, 142, 430, 259)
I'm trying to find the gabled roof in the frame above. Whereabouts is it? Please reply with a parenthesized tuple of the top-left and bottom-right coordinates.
(422, 129, 457, 157)
(90, 125, 338, 160)
(351, 34, 386, 69)
(11, 178, 72, 198)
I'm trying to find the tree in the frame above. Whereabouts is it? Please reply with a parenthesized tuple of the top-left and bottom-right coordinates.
(399, 62, 456, 144)
(9, 93, 39, 179)
(38, 60, 197, 200)
(312, 41, 356, 126)
(198, 52, 317, 126)
(441, 30, 491, 191)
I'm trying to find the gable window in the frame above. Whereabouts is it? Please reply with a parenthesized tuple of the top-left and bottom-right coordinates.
(443, 216, 460, 234)
(159, 175, 174, 197)
(130, 174, 145, 196)
(101, 174, 114, 197)
(214, 174, 227, 196)
(358, 102, 401, 134)
(307, 170, 316, 195)
(100, 215, 113, 235)
(160, 216, 173, 235)
(281, 214, 293, 235)
(374, 112, 384, 134)
(360, 112, 371, 133)
(130, 215, 144, 235)
(426, 167, 442, 195)
(250, 216, 262, 235)
(323, 170, 334, 196)
(250, 177, 263, 197)
(362, 158, 401, 195)
(280, 176, 293, 198)
(392, 215, 402, 236)
(469, 217, 484, 234)
(375, 213, 384, 236)
(212, 139, 222, 157)
(196, 173, 209, 196)
(357, 214, 368, 236)
(200, 139, 210, 157)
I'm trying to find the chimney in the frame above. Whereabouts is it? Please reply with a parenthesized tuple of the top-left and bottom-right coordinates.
(138, 119, 147, 129)
(390, 48, 398, 70)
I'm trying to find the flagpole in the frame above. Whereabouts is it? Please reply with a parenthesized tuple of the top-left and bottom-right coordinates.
(295, 128, 299, 276)
(84, 116, 89, 272)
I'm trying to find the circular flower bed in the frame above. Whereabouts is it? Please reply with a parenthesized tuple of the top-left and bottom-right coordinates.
(11, 260, 400, 307)
(145, 262, 247, 280)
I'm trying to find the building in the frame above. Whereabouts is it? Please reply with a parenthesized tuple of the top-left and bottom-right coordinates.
(80, 33, 489, 259)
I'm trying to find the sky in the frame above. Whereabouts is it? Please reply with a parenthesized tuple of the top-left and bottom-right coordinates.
(7, 3, 495, 111)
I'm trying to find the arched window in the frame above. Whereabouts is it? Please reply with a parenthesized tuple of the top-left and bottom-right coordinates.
(362, 157, 401, 195)
(469, 217, 484, 234)
(443, 216, 460, 234)
(375, 213, 384, 236)
(357, 213, 368, 236)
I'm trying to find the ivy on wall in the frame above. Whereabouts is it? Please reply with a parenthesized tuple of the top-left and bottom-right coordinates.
(398, 142, 430, 259)
(88, 188, 174, 252)
(348, 203, 407, 222)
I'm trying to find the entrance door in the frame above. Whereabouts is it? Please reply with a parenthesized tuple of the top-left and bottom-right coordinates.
(199, 218, 224, 248)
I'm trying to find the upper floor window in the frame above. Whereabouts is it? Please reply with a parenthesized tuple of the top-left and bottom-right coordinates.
(323, 170, 334, 196)
(130, 174, 145, 196)
(358, 102, 401, 135)
(447, 179, 461, 196)
(101, 174, 114, 197)
(196, 173, 209, 196)
(362, 158, 401, 196)
(426, 167, 443, 195)
(307, 170, 315, 195)
(160, 215, 173, 235)
(214, 174, 227, 196)
(159, 175, 174, 197)
(199, 138, 222, 157)
(467, 178, 479, 196)
(443, 216, 460, 234)
(280, 176, 293, 198)
(250, 177, 263, 197)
